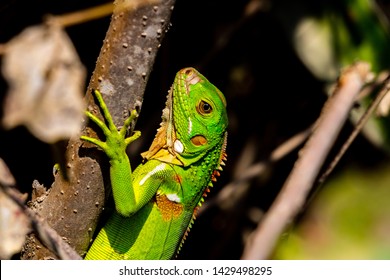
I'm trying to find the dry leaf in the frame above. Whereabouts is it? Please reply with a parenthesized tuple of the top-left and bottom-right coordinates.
(377, 90, 390, 117)
(0, 158, 16, 186)
(0, 159, 29, 259)
(0, 188, 30, 259)
(1, 24, 86, 143)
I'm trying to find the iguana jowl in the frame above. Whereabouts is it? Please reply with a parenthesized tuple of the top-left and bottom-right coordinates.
(82, 67, 228, 259)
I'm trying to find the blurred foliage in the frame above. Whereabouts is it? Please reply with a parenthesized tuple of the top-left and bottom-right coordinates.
(1, 0, 390, 259)
(272, 0, 390, 260)
(274, 165, 390, 259)
(330, 0, 390, 73)
(284, 0, 390, 78)
(276, 0, 390, 151)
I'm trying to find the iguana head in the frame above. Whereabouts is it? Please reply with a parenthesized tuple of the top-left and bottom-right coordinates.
(141, 67, 228, 166)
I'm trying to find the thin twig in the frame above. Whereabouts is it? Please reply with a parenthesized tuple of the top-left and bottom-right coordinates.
(45, 3, 114, 27)
(45, 0, 160, 28)
(241, 62, 371, 259)
(319, 74, 390, 183)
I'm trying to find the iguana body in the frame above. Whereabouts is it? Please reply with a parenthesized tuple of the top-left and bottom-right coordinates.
(82, 68, 228, 260)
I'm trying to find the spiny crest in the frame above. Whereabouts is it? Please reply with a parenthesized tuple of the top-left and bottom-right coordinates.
(218, 132, 228, 170)
(140, 88, 173, 160)
(161, 87, 172, 123)
(175, 135, 228, 258)
(152, 88, 172, 136)
(175, 214, 195, 257)
(154, 89, 172, 138)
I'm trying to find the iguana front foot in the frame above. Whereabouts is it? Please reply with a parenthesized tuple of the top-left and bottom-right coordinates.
(80, 90, 141, 158)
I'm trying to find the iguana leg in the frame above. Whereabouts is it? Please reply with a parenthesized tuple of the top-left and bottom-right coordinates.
(80, 89, 141, 216)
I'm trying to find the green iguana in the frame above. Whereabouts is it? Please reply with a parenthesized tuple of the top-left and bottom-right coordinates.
(81, 67, 228, 260)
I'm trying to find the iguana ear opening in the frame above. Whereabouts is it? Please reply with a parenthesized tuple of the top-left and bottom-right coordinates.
(190, 135, 207, 146)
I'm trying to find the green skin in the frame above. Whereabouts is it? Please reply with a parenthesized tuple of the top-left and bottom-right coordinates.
(82, 68, 228, 260)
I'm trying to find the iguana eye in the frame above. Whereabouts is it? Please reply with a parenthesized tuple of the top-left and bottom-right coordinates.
(197, 100, 213, 115)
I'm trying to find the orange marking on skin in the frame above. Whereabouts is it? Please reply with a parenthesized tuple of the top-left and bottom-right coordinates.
(173, 174, 183, 184)
(156, 194, 183, 221)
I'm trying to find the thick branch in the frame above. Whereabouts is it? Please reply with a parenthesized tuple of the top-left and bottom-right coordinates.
(22, 0, 176, 259)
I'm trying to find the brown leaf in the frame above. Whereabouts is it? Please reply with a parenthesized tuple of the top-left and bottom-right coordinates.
(0, 158, 16, 186)
(0, 188, 30, 259)
(1, 24, 86, 143)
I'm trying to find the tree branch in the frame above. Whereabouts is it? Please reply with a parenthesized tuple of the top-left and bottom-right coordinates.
(241, 62, 371, 259)
(22, 0, 176, 259)
(318, 74, 390, 183)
